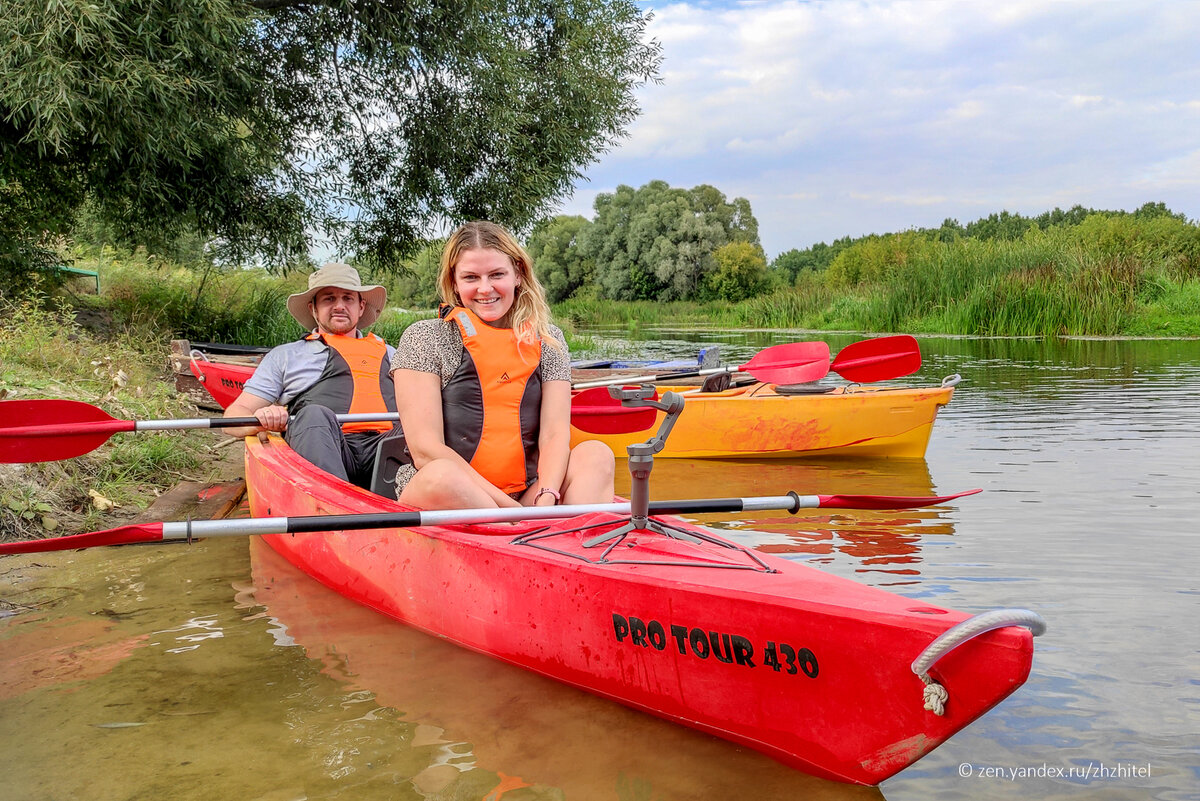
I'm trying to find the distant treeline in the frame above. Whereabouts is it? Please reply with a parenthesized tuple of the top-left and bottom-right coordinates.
(548, 198, 1200, 337)
(770, 201, 1194, 285)
(384, 181, 1198, 335)
(59, 184, 1200, 339)
(390, 179, 768, 307)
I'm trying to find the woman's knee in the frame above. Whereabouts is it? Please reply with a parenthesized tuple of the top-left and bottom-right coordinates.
(572, 440, 615, 474)
(406, 458, 467, 490)
(399, 458, 476, 507)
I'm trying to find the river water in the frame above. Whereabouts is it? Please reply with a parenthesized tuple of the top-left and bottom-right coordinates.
(1, 332, 1197, 800)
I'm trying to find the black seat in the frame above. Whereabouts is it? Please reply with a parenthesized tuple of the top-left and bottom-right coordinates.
(699, 372, 758, 392)
(368, 426, 410, 498)
(700, 372, 732, 392)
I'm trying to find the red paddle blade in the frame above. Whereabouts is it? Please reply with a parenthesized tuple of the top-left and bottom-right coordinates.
(0, 522, 166, 555)
(0, 400, 132, 463)
(740, 341, 830, 385)
(817, 488, 981, 510)
(831, 335, 921, 382)
(570, 387, 659, 435)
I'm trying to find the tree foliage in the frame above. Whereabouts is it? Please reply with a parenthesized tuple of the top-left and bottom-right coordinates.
(706, 241, 768, 301)
(1, 0, 299, 293)
(386, 239, 446, 308)
(526, 215, 593, 302)
(770, 238, 854, 285)
(1, 0, 661, 292)
(768, 203, 1194, 294)
(578, 181, 761, 301)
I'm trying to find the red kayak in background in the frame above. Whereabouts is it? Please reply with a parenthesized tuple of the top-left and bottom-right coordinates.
(188, 352, 254, 409)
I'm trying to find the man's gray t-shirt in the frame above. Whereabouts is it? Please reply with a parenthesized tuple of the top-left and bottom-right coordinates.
(243, 333, 398, 406)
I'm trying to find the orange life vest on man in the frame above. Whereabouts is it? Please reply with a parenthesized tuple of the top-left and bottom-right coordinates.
(441, 306, 542, 494)
(289, 331, 395, 434)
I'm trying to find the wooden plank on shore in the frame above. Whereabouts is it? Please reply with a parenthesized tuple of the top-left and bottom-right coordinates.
(131, 480, 247, 525)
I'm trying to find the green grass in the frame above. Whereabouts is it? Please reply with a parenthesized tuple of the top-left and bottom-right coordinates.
(0, 296, 218, 542)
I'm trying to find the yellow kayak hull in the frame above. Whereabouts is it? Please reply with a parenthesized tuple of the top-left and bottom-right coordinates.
(571, 383, 955, 459)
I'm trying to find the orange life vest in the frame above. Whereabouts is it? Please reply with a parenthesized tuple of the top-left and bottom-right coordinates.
(441, 306, 542, 494)
(290, 331, 395, 433)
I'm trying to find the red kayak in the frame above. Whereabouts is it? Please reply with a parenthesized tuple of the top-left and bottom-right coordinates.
(188, 353, 253, 409)
(245, 435, 1040, 785)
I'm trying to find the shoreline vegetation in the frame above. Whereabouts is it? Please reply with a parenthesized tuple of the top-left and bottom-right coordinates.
(0, 298, 233, 542)
(3, 202, 1199, 542)
(549, 204, 1200, 339)
(37, 200, 1200, 345)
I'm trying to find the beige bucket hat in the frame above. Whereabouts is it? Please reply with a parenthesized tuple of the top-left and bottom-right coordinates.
(287, 262, 387, 330)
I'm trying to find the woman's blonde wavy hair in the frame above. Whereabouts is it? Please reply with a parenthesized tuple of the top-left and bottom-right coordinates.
(438, 221, 561, 350)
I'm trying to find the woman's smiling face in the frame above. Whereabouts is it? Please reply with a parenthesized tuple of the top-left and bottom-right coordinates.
(453, 248, 519, 323)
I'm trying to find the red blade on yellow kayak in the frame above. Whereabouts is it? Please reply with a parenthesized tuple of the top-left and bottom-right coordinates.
(738, 341, 830, 384)
(574, 337, 925, 391)
(573, 341, 831, 390)
(830, 335, 921, 382)
(570, 387, 659, 434)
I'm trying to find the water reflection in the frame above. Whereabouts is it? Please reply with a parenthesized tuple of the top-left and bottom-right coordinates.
(615, 457, 965, 584)
(2, 331, 1197, 799)
(248, 538, 885, 801)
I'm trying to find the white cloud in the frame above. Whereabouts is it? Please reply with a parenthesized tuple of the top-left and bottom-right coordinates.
(555, 0, 1200, 255)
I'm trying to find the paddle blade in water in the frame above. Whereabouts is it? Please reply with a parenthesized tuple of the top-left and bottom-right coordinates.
(817, 488, 981, 510)
(831, 335, 922, 382)
(0, 522, 166, 554)
(0, 399, 133, 463)
(740, 341, 830, 385)
(570, 387, 659, 434)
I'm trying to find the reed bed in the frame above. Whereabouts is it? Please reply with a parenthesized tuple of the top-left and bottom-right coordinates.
(556, 214, 1200, 337)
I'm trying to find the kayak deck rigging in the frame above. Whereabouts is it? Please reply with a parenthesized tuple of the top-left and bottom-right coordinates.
(511, 516, 777, 572)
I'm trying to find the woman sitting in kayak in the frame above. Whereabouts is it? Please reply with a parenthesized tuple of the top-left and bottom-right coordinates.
(389, 221, 615, 509)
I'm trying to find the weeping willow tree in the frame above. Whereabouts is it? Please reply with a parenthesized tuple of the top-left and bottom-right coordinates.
(0, 0, 661, 293)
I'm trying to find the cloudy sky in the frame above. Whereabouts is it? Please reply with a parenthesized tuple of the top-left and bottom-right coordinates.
(553, 0, 1200, 259)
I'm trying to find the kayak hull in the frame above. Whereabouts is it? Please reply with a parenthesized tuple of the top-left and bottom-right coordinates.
(245, 436, 1033, 785)
(189, 357, 252, 409)
(571, 383, 954, 459)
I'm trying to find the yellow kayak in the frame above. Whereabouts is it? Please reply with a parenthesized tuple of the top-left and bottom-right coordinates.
(570, 377, 958, 459)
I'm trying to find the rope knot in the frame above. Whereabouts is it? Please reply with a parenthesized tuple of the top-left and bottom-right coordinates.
(922, 677, 948, 716)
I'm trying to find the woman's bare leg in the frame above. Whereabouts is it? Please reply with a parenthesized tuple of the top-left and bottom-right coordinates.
(398, 458, 500, 509)
(559, 440, 616, 504)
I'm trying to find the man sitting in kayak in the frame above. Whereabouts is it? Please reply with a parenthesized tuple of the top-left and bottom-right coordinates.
(390, 221, 614, 509)
(222, 263, 397, 489)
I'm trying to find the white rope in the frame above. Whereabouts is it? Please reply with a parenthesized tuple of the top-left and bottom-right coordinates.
(911, 608, 1046, 716)
(921, 677, 949, 716)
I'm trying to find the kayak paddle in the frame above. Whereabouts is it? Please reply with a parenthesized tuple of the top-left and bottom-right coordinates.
(572, 335, 922, 390)
(569, 387, 660, 434)
(829, 335, 921, 382)
(0, 396, 658, 463)
(573, 341, 832, 390)
(0, 399, 401, 464)
(0, 489, 982, 554)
